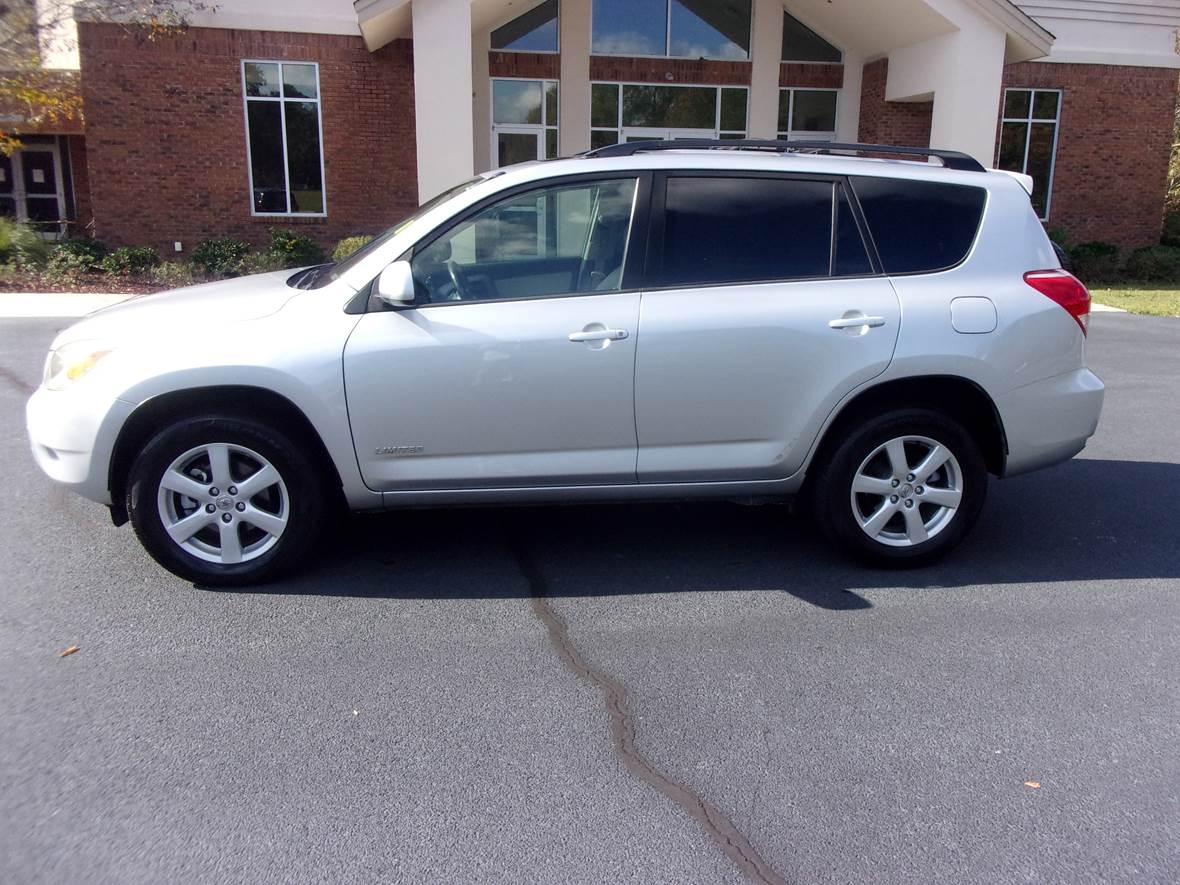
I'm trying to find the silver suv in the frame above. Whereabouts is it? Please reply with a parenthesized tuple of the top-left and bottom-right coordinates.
(26, 141, 1104, 585)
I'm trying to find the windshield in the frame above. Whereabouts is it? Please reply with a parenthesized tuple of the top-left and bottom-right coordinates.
(288, 175, 493, 290)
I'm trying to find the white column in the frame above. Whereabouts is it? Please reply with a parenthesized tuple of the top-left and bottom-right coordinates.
(885, 23, 1006, 165)
(472, 26, 492, 173)
(412, 0, 474, 201)
(928, 30, 1005, 166)
(747, 0, 784, 138)
(835, 51, 863, 143)
(559, 0, 591, 155)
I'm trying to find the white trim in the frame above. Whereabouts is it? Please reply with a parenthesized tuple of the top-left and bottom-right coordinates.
(1034, 49, 1180, 69)
(240, 60, 328, 218)
(997, 87, 1062, 221)
(962, 0, 1055, 59)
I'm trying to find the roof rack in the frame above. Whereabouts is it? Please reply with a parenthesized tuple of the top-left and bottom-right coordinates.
(581, 139, 986, 173)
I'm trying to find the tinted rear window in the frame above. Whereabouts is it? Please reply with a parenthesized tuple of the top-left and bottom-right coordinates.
(850, 177, 986, 274)
(658, 176, 833, 287)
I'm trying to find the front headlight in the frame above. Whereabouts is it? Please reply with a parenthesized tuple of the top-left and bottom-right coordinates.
(43, 341, 116, 391)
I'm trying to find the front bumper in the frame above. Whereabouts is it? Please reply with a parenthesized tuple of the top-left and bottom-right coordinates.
(997, 368, 1105, 477)
(26, 384, 134, 506)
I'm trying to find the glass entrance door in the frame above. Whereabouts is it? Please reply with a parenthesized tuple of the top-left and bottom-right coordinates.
(0, 139, 67, 235)
(494, 126, 545, 167)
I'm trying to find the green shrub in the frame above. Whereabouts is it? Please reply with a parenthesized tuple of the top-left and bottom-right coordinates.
(1124, 245, 1180, 282)
(236, 251, 288, 276)
(332, 235, 374, 262)
(1045, 225, 1071, 248)
(1068, 241, 1120, 284)
(46, 249, 93, 279)
(265, 227, 325, 268)
(56, 237, 107, 266)
(150, 261, 197, 287)
(1161, 212, 1180, 248)
(100, 245, 160, 275)
(192, 237, 250, 277)
(0, 217, 52, 268)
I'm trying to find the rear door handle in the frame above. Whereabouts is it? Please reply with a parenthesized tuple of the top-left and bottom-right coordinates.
(568, 328, 629, 342)
(828, 315, 886, 329)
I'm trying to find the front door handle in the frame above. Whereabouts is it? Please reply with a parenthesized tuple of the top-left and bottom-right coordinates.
(568, 328, 629, 342)
(829, 314, 886, 330)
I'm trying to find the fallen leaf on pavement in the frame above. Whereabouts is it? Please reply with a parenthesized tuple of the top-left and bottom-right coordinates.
(59, 646, 80, 658)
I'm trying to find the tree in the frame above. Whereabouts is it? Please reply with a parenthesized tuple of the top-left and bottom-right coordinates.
(0, 0, 212, 154)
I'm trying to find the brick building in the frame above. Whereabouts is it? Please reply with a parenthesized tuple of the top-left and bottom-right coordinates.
(3, 0, 1178, 257)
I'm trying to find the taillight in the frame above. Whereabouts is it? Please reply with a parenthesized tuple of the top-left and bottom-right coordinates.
(1024, 269, 1091, 336)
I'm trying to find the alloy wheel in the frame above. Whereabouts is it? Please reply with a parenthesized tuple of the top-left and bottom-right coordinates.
(156, 442, 289, 564)
(850, 435, 964, 548)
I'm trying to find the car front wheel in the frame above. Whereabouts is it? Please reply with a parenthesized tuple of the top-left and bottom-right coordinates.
(127, 416, 326, 586)
(812, 409, 987, 566)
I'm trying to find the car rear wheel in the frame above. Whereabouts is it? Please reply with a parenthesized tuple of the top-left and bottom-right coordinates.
(812, 409, 987, 566)
(127, 416, 326, 586)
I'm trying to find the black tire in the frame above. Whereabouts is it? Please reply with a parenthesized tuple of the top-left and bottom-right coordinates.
(127, 416, 327, 586)
(810, 408, 987, 567)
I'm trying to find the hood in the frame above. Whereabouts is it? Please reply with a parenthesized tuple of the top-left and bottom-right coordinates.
(55, 269, 303, 346)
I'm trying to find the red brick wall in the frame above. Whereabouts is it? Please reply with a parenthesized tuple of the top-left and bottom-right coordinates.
(488, 51, 560, 79)
(1002, 62, 1178, 252)
(779, 63, 843, 89)
(857, 59, 932, 147)
(77, 22, 418, 254)
(65, 135, 93, 235)
(589, 56, 751, 86)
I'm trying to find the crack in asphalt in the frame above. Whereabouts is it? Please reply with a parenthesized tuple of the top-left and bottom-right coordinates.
(0, 366, 34, 396)
(510, 540, 789, 885)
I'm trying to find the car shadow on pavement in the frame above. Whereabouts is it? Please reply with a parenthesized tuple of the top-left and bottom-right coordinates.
(223, 458, 1179, 610)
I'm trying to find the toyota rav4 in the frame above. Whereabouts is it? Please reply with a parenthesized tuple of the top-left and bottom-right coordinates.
(26, 141, 1104, 585)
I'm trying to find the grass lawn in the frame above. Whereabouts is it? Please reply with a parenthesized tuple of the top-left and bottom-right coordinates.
(1090, 284, 1180, 317)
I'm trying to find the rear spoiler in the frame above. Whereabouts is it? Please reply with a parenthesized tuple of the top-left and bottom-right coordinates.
(991, 168, 1034, 196)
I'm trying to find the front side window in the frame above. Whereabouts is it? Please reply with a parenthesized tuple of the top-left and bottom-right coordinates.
(777, 89, 838, 141)
(410, 178, 639, 304)
(242, 60, 325, 215)
(492, 79, 559, 167)
(590, 82, 747, 149)
(656, 175, 848, 287)
(851, 176, 987, 274)
(491, 0, 559, 52)
(591, 0, 751, 60)
(996, 88, 1060, 219)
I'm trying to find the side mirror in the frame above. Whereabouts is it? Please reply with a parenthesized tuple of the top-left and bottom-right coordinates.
(375, 260, 416, 306)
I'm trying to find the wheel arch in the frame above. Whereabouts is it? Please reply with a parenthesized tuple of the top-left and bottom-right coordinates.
(108, 385, 345, 525)
(805, 375, 1008, 484)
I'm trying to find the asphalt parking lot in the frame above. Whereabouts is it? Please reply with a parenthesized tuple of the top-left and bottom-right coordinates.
(1, 311, 1177, 884)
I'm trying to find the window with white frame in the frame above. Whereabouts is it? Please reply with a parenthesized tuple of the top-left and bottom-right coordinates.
(492, 78, 559, 168)
(777, 89, 838, 141)
(590, 82, 747, 149)
(491, 0, 559, 52)
(591, 0, 751, 60)
(997, 88, 1060, 220)
(242, 60, 325, 215)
